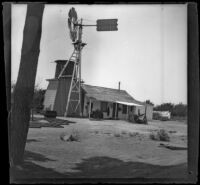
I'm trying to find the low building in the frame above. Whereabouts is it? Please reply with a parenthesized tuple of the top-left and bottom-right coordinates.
(43, 60, 153, 121)
(43, 60, 74, 116)
(81, 84, 153, 121)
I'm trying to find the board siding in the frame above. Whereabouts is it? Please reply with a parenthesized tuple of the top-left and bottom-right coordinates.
(43, 80, 59, 110)
(53, 78, 72, 116)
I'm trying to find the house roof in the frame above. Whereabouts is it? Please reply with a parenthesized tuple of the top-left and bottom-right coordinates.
(82, 84, 145, 106)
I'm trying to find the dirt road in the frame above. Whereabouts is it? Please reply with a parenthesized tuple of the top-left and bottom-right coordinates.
(11, 117, 188, 180)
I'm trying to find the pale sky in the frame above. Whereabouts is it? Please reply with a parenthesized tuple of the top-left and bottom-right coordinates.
(11, 4, 187, 105)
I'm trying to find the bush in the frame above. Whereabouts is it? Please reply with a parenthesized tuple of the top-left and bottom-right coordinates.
(32, 89, 46, 110)
(171, 103, 187, 117)
(91, 109, 103, 119)
(128, 132, 139, 137)
(153, 112, 161, 120)
(44, 110, 57, 118)
(60, 129, 80, 142)
(114, 133, 121, 137)
(69, 129, 80, 141)
(150, 129, 170, 141)
(154, 103, 187, 117)
(154, 103, 174, 112)
(121, 130, 127, 135)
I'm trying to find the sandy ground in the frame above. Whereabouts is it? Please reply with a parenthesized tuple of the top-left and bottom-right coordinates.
(11, 116, 188, 181)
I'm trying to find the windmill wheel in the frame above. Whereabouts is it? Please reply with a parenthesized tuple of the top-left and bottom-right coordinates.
(68, 7, 78, 42)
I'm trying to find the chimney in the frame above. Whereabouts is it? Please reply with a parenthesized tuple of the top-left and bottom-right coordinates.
(118, 81, 121, 91)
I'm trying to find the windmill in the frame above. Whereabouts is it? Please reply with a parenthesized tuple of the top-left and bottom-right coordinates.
(43, 7, 118, 117)
(58, 8, 86, 117)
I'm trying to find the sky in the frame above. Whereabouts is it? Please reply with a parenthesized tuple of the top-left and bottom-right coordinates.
(11, 4, 187, 105)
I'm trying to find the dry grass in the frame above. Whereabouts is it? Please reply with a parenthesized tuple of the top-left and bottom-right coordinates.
(150, 129, 170, 142)
(121, 130, 127, 135)
(115, 131, 141, 138)
(71, 129, 80, 141)
(60, 129, 80, 142)
(128, 132, 139, 137)
(114, 133, 122, 137)
(23, 118, 187, 180)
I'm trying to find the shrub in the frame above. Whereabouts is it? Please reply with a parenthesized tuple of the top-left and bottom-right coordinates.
(129, 132, 134, 137)
(44, 110, 57, 118)
(153, 112, 161, 120)
(121, 130, 127, 135)
(154, 103, 174, 112)
(150, 129, 170, 141)
(129, 132, 139, 137)
(91, 109, 103, 119)
(158, 129, 170, 141)
(171, 103, 187, 117)
(60, 129, 80, 142)
(70, 129, 80, 141)
(154, 103, 187, 117)
(149, 132, 157, 140)
(114, 133, 121, 137)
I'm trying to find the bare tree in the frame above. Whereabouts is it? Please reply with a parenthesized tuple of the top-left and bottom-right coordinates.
(10, 3, 44, 167)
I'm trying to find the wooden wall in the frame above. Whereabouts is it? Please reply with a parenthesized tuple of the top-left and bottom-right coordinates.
(43, 80, 59, 110)
(53, 78, 72, 116)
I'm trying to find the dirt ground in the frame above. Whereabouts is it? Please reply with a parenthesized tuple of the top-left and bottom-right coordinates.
(11, 115, 188, 182)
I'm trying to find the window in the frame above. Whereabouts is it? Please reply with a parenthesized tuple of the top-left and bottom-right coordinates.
(130, 106, 135, 112)
(101, 102, 108, 112)
(91, 103, 93, 111)
(122, 105, 127, 114)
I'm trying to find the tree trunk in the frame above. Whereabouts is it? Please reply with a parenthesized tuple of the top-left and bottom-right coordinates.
(10, 3, 44, 166)
(3, 3, 11, 112)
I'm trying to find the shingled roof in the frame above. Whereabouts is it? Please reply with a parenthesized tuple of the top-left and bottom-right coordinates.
(82, 84, 145, 106)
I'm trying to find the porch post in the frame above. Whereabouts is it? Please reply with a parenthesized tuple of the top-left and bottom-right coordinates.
(126, 105, 129, 120)
(89, 98, 91, 119)
(115, 103, 117, 120)
(144, 104, 147, 119)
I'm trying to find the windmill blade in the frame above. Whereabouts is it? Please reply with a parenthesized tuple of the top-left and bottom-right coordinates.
(68, 18, 71, 29)
(68, 7, 77, 20)
(68, 7, 78, 42)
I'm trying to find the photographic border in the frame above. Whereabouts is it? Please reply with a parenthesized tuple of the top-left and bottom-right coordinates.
(3, 1, 199, 184)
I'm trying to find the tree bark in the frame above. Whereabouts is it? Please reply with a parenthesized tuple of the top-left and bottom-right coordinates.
(3, 3, 11, 112)
(10, 3, 44, 166)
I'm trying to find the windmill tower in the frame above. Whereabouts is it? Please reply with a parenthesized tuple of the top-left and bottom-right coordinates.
(58, 8, 86, 117)
(43, 7, 118, 117)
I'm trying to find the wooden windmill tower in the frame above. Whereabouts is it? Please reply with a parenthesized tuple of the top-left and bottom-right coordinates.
(57, 8, 86, 117)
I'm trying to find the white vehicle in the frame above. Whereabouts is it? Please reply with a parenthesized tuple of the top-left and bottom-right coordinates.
(153, 111, 171, 120)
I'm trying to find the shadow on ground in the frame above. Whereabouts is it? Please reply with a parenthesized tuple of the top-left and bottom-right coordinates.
(26, 139, 41, 143)
(29, 118, 76, 128)
(10, 151, 188, 183)
(33, 117, 76, 124)
(68, 156, 188, 178)
(24, 151, 57, 162)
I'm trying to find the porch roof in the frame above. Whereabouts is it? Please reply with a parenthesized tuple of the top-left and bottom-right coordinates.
(82, 84, 145, 106)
